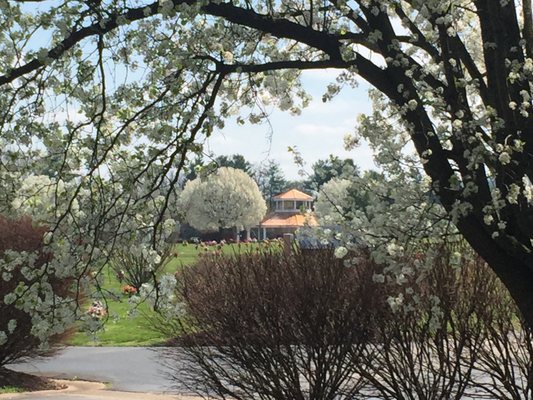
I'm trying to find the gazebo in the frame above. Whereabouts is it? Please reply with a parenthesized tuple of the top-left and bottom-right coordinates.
(257, 189, 318, 240)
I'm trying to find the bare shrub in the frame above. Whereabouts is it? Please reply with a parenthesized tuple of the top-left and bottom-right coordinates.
(471, 279, 533, 399)
(0, 216, 75, 368)
(160, 241, 531, 400)
(356, 243, 502, 400)
(110, 243, 175, 292)
(164, 248, 385, 400)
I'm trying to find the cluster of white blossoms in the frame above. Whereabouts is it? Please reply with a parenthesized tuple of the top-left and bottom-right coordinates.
(134, 274, 183, 319)
(310, 91, 458, 317)
(1, 161, 180, 351)
(315, 178, 354, 225)
(179, 167, 266, 235)
(0, 0, 532, 344)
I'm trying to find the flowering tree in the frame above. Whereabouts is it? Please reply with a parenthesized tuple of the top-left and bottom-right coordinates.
(0, 1, 533, 327)
(179, 167, 266, 239)
(0, 170, 178, 354)
(315, 178, 354, 224)
(0, 216, 75, 368)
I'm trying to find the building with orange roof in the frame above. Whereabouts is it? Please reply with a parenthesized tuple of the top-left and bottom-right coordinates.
(256, 189, 318, 240)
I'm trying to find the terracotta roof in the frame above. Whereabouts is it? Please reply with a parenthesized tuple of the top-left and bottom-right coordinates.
(259, 212, 318, 228)
(272, 189, 313, 201)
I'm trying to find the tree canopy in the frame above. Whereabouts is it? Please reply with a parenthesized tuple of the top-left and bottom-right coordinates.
(179, 167, 266, 236)
(1, 0, 533, 332)
(315, 177, 354, 224)
(254, 159, 289, 207)
(305, 155, 359, 192)
(215, 154, 254, 174)
(183, 153, 253, 182)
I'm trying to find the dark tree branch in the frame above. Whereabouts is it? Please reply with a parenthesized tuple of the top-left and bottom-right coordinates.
(0, 1, 161, 86)
(200, 2, 343, 60)
(218, 59, 356, 74)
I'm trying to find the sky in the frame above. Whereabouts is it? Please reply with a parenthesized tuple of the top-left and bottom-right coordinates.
(205, 69, 378, 180)
(15, 0, 438, 192)
(20, 2, 379, 181)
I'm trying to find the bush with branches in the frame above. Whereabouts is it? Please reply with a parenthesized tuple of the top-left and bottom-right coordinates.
(0, 216, 75, 370)
(111, 242, 176, 293)
(155, 240, 533, 400)
(355, 243, 502, 399)
(163, 248, 386, 400)
(471, 280, 533, 399)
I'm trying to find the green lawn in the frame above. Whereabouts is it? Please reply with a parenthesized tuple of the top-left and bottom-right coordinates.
(68, 241, 278, 346)
(0, 386, 24, 394)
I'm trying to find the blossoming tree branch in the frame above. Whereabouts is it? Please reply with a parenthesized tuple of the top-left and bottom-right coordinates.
(0, 0, 532, 351)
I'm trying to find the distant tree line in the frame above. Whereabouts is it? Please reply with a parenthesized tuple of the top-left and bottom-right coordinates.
(182, 152, 364, 208)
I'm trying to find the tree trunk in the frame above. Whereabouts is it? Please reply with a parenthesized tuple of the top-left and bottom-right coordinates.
(459, 218, 533, 327)
(484, 253, 533, 327)
(489, 257, 533, 327)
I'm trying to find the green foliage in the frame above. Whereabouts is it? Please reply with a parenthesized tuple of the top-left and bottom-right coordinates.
(183, 155, 206, 183)
(215, 154, 253, 174)
(254, 159, 289, 207)
(184, 154, 254, 184)
(305, 155, 359, 192)
(0, 386, 24, 394)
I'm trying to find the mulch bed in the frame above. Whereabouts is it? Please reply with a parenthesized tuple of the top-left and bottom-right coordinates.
(0, 368, 66, 392)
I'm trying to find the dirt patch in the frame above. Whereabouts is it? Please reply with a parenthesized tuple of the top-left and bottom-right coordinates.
(0, 368, 66, 392)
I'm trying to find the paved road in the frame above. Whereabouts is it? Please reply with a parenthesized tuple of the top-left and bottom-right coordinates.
(7, 347, 179, 394)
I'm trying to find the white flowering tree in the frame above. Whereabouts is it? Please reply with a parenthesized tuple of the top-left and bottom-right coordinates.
(0, 167, 179, 362)
(315, 178, 354, 224)
(1, 0, 533, 330)
(180, 167, 266, 240)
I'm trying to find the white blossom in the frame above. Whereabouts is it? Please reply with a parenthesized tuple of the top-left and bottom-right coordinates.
(334, 246, 348, 259)
(180, 167, 266, 234)
(499, 152, 511, 165)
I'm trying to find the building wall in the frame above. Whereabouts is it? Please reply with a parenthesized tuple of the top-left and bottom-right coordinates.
(259, 227, 299, 239)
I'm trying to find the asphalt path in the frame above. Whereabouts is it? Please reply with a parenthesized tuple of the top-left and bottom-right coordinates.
(6, 347, 179, 394)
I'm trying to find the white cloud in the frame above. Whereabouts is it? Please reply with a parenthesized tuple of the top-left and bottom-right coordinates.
(294, 123, 348, 137)
(206, 74, 378, 180)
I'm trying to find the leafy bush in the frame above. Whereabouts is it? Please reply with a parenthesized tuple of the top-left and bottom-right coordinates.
(164, 248, 386, 399)
(0, 216, 75, 368)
